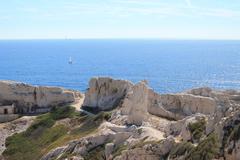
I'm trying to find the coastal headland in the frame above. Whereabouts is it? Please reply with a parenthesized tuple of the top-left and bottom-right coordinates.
(0, 77, 240, 160)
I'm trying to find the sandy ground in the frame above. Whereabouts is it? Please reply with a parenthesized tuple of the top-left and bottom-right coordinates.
(0, 116, 35, 155)
(70, 95, 94, 116)
(70, 94, 85, 111)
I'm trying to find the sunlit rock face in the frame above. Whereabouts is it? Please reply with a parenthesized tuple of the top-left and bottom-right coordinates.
(83, 77, 221, 124)
(83, 77, 133, 110)
(0, 81, 76, 113)
(122, 81, 150, 126)
(150, 94, 217, 120)
(122, 84, 218, 122)
(3, 77, 239, 160)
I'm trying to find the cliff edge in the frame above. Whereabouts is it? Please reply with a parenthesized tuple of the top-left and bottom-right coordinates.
(1, 77, 240, 160)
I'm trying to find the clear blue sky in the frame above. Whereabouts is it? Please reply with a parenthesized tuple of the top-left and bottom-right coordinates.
(1, 0, 240, 39)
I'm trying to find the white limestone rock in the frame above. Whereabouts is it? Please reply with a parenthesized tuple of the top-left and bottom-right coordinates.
(41, 146, 66, 160)
(83, 77, 133, 110)
(114, 137, 175, 160)
(149, 93, 217, 120)
(0, 81, 77, 113)
(122, 81, 150, 125)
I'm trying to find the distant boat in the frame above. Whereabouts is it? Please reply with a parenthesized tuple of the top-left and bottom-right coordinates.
(68, 57, 73, 64)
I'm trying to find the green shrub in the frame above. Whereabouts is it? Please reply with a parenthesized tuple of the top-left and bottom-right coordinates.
(83, 144, 106, 160)
(112, 144, 128, 158)
(50, 105, 76, 120)
(3, 125, 67, 160)
(3, 107, 111, 160)
(112, 88, 118, 94)
(71, 111, 110, 136)
(187, 133, 220, 160)
(102, 111, 112, 121)
(222, 124, 240, 154)
(169, 142, 194, 158)
(229, 124, 240, 142)
(169, 133, 220, 160)
(188, 118, 206, 141)
(3, 106, 77, 160)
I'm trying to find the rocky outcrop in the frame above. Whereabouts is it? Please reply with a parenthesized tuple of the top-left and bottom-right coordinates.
(0, 81, 78, 113)
(41, 77, 240, 160)
(121, 82, 218, 123)
(121, 81, 150, 125)
(0, 116, 35, 154)
(83, 77, 133, 110)
(41, 120, 166, 160)
(3, 77, 240, 160)
(82, 78, 226, 124)
(150, 94, 217, 120)
(114, 137, 175, 160)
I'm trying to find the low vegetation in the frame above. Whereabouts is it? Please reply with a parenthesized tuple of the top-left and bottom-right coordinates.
(169, 141, 194, 158)
(188, 118, 206, 142)
(170, 133, 220, 160)
(71, 111, 111, 135)
(228, 124, 240, 142)
(83, 144, 106, 160)
(223, 122, 240, 154)
(186, 133, 220, 160)
(112, 88, 118, 94)
(3, 106, 110, 160)
(112, 144, 128, 158)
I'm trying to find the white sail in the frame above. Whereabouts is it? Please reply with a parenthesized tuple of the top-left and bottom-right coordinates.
(68, 57, 73, 64)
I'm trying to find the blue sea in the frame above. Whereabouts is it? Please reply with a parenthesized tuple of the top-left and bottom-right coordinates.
(0, 40, 240, 93)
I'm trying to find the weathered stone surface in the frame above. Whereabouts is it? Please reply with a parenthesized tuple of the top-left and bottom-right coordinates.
(0, 81, 77, 113)
(148, 93, 217, 120)
(0, 116, 35, 154)
(114, 137, 174, 160)
(41, 146, 66, 160)
(120, 81, 218, 122)
(122, 81, 150, 125)
(3, 77, 240, 160)
(83, 77, 133, 110)
(105, 143, 114, 159)
(0, 114, 19, 123)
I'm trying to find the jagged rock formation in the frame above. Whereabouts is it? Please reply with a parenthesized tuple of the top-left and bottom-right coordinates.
(122, 81, 150, 125)
(83, 77, 133, 110)
(2, 77, 240, 160)
(84, 77, 221, 124)
(0, 81, 80, 113)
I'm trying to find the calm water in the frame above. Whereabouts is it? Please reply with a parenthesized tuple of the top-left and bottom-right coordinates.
(0, 40, 240, 93)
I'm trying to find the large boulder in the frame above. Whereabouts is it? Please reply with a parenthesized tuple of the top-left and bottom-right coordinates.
(83, 77, 133, 110)
(0, 81, 76, 113)
(121, 81, 150, 125)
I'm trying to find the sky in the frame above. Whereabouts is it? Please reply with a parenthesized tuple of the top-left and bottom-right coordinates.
(1, 0, 240, 39)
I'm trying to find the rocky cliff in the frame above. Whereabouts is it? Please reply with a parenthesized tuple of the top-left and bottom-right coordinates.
(0, 81, 80, 113)
(1, 77, 240, 160)
(83, 77, 133, 110)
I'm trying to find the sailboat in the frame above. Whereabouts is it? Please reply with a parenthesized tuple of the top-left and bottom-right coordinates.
(68, 56, 73, 64)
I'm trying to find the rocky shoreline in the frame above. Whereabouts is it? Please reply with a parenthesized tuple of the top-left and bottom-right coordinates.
(1, 77, 240, 160)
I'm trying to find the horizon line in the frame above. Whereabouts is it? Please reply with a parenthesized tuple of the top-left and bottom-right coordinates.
(1, 38, 240, 41)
